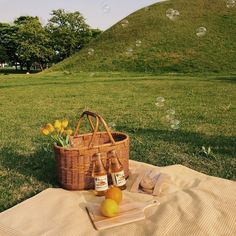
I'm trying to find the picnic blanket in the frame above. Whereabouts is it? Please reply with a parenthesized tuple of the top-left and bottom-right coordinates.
(0, 160, 235, 236)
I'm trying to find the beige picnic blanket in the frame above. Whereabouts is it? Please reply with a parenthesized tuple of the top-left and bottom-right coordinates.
(0, 160, 235, 236)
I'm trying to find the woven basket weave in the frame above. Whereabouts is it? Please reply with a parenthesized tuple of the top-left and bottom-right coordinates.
(54, 111, 129, 190)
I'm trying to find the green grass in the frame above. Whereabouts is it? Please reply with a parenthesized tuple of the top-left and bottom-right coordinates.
(49, 0, 236, 73)
(0, 72, 235, 212)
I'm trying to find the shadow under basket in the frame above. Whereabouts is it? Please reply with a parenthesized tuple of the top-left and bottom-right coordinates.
(54, 131, 129, 190)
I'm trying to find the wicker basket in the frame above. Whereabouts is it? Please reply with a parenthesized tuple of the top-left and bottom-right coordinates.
(54, 111, 129, 190)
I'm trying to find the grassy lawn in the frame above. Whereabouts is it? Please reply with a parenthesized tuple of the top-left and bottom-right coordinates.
(0, 72, 235, 211)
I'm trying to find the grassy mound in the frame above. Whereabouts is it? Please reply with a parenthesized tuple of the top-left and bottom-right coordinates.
(49, 0, 236, 73)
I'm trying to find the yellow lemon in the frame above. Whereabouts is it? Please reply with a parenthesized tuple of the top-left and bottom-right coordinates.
(46, 123, 54, 133)
(54, 120, 61, 130)
(40, 128, 49, 136)
(105, 186, 122, 204)
(100, 199, 119, 217)
(61, 119, 69, 128)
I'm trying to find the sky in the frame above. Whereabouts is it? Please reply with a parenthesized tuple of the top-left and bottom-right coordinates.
(0, 0, 161, 30)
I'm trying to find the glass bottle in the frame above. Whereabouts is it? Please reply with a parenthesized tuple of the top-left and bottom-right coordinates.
(108, 150, 126, 190)
(92, 153, 108, 196)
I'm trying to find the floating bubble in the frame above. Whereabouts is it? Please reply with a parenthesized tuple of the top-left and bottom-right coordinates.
(166, 8, 180, 21)
(196, 27, 207, 37)
(156, 97, 165, 103)
(135, 40, 142, 47)
(165, 114, 175, 122)
(170, 119, 180, 129)
(226, 0, 235, 8)
(102, 4, 111, 13)
(88, 48, 95, 56)
(155, 97, 165, 107)
(170, 119, 180, 125)
(125, 48, 133, 56)
(166, 109, 175, 115)
(121, 19, 129, 28)
(155, 102, 164, 107)
(108, 122, 116, 130)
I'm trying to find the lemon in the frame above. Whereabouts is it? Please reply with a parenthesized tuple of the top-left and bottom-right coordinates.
(105, 186, 122, 204)
(100, 199, 119, 217)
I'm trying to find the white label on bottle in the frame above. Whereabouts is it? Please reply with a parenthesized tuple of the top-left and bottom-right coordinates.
(112, 170, 126, 187)
(94, 175, 108, 191)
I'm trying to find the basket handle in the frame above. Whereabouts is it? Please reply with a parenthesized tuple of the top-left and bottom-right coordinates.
(74, 111, 116, 148)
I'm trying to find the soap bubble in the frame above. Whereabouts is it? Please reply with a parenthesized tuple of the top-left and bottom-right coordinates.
(88, 48, 95, 56)
(102, 4, 111, 13)
(196, 27, 207, 37)
(155, 97, 165, 107)
(226, 0, 235, 8)
(165, 114, 175, 122)
(166, 109, 175, 115)
(121, 19, 129, 28)
(108, 122, 116, 130)
(135, 40, 142, 47)
(125, 48, 133, 56)
(155, 102, 164, 107)
(156, 97, 165, 103)
(166, 8, 180, 21)
(100, 1, 111, 14)
(170, 119, 180, 130)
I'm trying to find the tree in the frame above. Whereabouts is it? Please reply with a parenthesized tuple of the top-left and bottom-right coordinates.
(0, 45, 8, 66)
(0, 23, 19, 69)
(16, 17, 54, 71)
(0, 10, 102, 71)
(46, 9, 100, 61)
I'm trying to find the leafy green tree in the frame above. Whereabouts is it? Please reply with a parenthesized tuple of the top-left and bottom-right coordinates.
(0, 10, 102, 71)
(14, 16, 38, 25)
(47, 9, 100, 61)
(0, 23, 19, 69)
(16, 17, 54, 71)
(0, 45, 8, 65)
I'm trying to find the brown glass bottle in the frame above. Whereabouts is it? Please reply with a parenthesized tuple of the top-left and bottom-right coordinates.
(92, 153, 108, 196)
(108, 150, 127, 190)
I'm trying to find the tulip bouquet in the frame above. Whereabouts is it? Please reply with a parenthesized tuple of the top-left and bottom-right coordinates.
(40, 119, 73, 147)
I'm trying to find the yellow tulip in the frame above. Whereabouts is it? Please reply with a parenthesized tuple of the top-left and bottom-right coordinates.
(40, 127, 49, 136)
(60, 127, 65, 134)
(61, 119, 69, 128)
(46, 123, 54, 133)
(54, 120, 61, 130)
(66, 129, 73, 136)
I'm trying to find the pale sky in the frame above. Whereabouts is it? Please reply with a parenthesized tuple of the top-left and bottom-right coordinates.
(0, 0, 161, 30)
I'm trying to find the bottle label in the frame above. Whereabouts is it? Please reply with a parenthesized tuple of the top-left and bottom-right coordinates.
(94, 175, 108, 191)
(111, 170, 126, 187)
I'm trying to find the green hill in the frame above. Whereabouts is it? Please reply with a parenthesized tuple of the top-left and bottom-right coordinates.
(49, 0, 236, 73)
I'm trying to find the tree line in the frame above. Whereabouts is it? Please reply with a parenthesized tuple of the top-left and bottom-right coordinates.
(0, 9, 101, 71)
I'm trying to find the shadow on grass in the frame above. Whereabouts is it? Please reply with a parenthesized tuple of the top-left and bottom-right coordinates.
(0, 128, 235, 184)
(120, 126, 236, 157)
(0, 69, 40, 75)
(122, 126, 236, 180)
(211, 75, 236, 83)
(0, 147, 58, 187)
